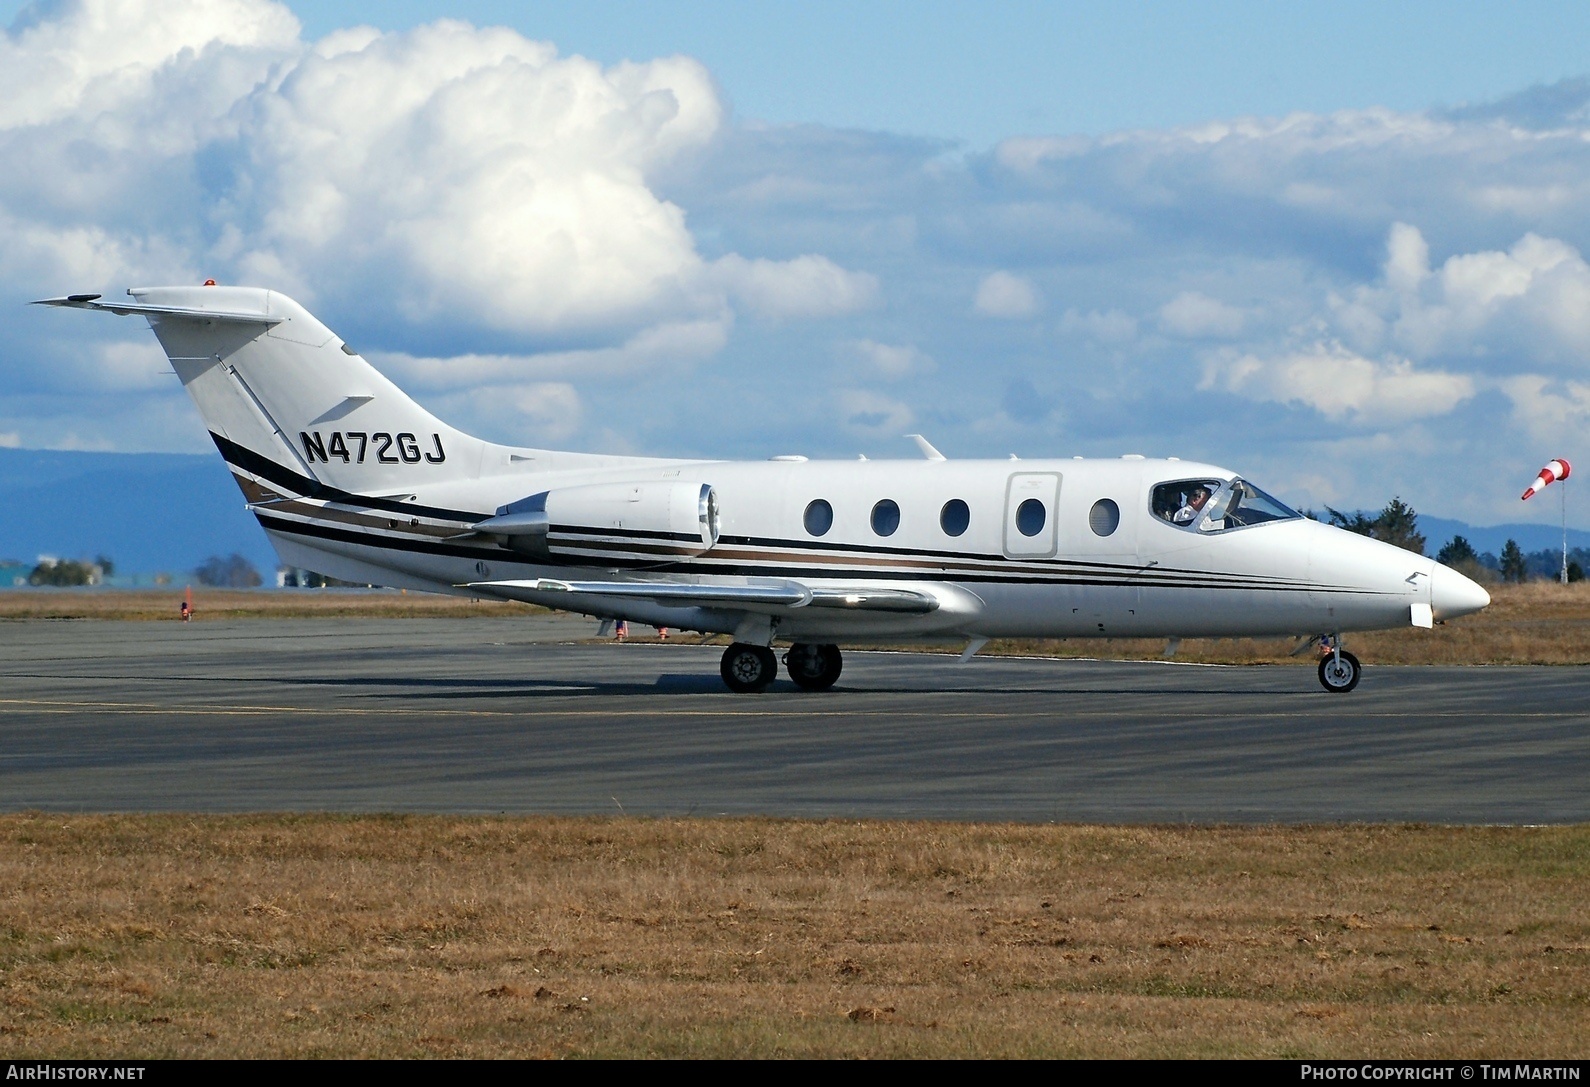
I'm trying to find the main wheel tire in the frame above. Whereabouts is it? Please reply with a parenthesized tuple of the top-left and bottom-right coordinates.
(721, 642, 777, 693)
(785, 643, 843, 691)
(1318, 649, 1361, 693)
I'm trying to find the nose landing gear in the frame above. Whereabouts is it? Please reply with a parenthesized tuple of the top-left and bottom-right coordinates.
(1317, 634, 1361, 693)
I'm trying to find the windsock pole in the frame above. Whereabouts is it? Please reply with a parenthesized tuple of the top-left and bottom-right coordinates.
(1563, 477, 1570, 584)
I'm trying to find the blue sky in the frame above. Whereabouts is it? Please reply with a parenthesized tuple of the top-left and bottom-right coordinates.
(6, 0, 1590, 529)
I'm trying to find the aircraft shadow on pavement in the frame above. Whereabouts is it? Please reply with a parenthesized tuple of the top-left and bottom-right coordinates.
(4, 671, 1326, 700)
(281, 674, 1320, 700)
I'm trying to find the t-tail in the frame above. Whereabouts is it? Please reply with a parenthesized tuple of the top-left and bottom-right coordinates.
(34, 286, 489, 504)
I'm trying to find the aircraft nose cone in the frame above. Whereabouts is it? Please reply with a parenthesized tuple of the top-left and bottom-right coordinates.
(1430, 562, 1491, 620)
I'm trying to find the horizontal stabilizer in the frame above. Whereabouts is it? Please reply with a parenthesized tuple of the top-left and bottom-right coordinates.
(31, 295, 283, 325)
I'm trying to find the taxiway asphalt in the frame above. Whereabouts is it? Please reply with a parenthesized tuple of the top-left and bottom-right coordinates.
(0, 616, 1585, 822)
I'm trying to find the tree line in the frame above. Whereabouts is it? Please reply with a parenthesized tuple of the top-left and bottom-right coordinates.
(24, 553, 264, 587)
(26, 554, 115, 586)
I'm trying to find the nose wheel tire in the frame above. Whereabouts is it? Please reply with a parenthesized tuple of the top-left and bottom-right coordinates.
(721, 642, 778, 693)
(1318, 650, 1361, 693)
(785, 643, 842, 691)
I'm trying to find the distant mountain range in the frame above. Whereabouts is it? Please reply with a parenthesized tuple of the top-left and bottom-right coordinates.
(1414, 516, 1590, 558)
(0, 447, 275, 578)
(0, 447, 1584, 579)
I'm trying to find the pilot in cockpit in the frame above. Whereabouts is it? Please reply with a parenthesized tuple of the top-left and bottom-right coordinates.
(1173, 484, 1212, 524)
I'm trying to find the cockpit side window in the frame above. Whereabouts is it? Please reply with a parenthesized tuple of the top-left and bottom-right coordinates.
(1152, 477, 1301, 532)
(1152, 479, 1224, 529)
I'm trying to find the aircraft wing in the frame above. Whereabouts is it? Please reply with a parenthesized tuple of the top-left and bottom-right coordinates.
(469, 578, 940, 614)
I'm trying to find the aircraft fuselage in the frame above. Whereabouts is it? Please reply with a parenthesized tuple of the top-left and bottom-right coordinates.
(37, 284, 1492, 691)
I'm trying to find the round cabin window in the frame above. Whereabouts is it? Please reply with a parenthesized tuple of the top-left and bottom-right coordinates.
(940, 499, 970, 537)
(1089, 498, 1120, 537)
(803, 499, 833, 537)
(1015, 498, 1046, 537)
(871, 499, 901, 537)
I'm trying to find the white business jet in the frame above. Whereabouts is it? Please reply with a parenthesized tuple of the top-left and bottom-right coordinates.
(37, 285, 1491, 693)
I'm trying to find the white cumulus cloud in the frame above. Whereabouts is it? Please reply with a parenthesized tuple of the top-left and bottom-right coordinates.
(1158, 291, 1246, 338)
(371, 313, 731, 390)
(1333, 224, 1590, 365)
(1201, 342, 1474, 424)
(1501, 373, 1590, 444)
(1058, 307, 1137, 343)
(837, 389, 913, 435)
(845, 339, 931, 379)
(973, 271, 1041, 318)
(431, 381, 583, 446)
(0, 0, 299, 130)
(713, 254, 878, 319)
(227, 18, 725, 334)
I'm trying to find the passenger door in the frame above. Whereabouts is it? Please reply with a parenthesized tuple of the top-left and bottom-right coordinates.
(1003, 473, 1062, 558)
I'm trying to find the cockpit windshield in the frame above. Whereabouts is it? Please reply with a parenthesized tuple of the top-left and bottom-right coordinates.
(1152, 477, 1300, 533)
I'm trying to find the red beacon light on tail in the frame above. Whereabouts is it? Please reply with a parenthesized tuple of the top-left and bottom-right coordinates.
(1522, 458, 1571, 501)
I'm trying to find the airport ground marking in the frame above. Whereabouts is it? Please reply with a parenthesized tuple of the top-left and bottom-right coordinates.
(0, 696, 1012, 720)
(0, 696, 1585, 723)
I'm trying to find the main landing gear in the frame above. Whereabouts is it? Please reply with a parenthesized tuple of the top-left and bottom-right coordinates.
(718, 642, 843, 692)
(1317, 634, 1361, 693)
(784, 642, 843, 691)
(720, 643, 777, 692)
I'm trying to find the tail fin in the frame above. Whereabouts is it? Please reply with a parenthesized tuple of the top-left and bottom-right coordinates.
(40, 286, 487, 499)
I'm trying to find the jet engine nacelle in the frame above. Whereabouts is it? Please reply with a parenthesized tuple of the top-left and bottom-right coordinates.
(476, 480, 720, 562)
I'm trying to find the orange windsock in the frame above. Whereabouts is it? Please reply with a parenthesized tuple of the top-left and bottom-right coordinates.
(1522, 458, 1571, 500)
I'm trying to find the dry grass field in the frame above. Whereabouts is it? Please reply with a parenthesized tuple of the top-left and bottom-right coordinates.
(0, 815, 1585, 1059)
(0, 588, 517, 622)
(1, 580, 1587, 665)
